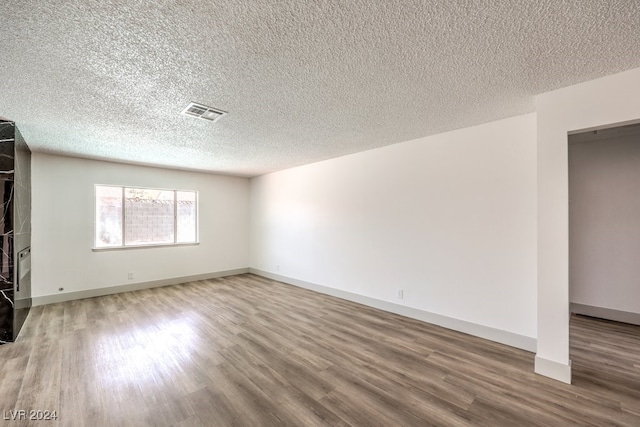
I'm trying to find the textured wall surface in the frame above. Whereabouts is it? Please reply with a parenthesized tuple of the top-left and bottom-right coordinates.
(1, 1, 640, 175)
(124, 200, 175, 245)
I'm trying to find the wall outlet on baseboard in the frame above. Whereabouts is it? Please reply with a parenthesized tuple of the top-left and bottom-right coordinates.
(397, 289, 404, 299)
(276, 265, 280, 272)
(128, 272, 134, 280)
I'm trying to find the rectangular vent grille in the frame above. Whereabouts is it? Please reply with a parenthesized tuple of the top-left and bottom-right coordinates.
(181, 102, 227, 122)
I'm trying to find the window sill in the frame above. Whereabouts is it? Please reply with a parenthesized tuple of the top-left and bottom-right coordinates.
(92, 242, 200, 252)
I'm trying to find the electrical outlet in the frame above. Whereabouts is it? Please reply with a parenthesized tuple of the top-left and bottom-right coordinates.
(128, 272, 134, 280)
(276, 265, 280, 272)
(397, 289, 404, 299)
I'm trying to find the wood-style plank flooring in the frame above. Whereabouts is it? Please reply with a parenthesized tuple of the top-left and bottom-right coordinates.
(1, 274, 639, 426)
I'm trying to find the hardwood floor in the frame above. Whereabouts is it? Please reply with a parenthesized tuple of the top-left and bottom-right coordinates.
(1, 273, 639, 426)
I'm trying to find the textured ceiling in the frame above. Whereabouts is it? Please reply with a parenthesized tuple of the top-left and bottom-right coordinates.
(1, 1, 640, 177)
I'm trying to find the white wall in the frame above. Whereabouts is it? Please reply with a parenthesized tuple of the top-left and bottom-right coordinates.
(569, 129, 640, 316)
(251, 113, 538, 345)
(32, 153, 250, 300)
(535, 67, 640, 383)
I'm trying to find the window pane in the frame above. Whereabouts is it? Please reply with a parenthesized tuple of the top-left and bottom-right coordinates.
(176, 191, 197, 243)
(96, 186, 123, 247)
(124, 188, 175, 245)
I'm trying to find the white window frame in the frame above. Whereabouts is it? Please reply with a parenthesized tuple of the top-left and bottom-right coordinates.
(93, 184, 199, 250)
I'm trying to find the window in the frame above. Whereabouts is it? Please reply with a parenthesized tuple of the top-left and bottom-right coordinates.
(95, 185, 198, 248)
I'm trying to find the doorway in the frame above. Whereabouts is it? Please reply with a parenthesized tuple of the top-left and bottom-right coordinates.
(568, 122, 640, 392)
(568, 122, 640, 325)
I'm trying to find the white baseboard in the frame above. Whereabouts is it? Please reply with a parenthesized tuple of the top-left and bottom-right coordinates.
(31, 268, 250, 306)
(249, 268, 537, 353)
(571, 302, 640, 326)
(535, 355, 572, 384)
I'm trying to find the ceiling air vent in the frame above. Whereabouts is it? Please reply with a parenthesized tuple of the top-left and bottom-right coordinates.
(181, 102, 227, 122)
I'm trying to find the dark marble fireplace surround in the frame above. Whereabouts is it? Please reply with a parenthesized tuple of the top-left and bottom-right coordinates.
(0, 120, 32, 343)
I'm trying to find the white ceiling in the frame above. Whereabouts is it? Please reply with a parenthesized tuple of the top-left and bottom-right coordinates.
(1, 1, 639, 177)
